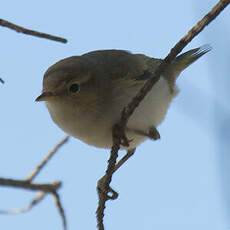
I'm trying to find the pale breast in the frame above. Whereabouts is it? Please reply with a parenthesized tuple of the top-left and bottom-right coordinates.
(46, 77, 177, 149)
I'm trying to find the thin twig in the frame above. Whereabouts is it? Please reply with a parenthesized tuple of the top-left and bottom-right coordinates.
(0, 190, 66, 230)
(53, 192, 67, 230)
(0, 19, 67, 43)
(113, 148, 136, 173)
(26, 136, 69, 182)
(96, 148, 135, 202)
(0, 136, 69, 229)
(0, 178, 61, 192)
(96, 1, 230, 229)
(0, 192, 46, 214)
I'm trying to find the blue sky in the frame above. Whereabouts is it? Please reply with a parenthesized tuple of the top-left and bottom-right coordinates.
(0, 0, 230, 230)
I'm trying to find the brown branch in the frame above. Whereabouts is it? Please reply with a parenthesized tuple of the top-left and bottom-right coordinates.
(0, 136, 69, 230)
(0, 19, 67, 43)
(96, 0, 230, 229)
(0, 178, 61, 192)
(53, 192, 67, 230)
(0, 192, 46, 214)
(96, 135, 120, 230)
(0, 189, 67, 229)
(26, 136, 69, 182)
(97, 148, 135, 201)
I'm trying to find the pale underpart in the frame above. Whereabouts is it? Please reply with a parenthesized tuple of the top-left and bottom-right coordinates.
(46, 76, 177, 149)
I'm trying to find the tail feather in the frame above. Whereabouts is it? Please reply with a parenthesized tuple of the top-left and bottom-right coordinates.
(172, 44, 212, 75)
(163, 45, 211, 89)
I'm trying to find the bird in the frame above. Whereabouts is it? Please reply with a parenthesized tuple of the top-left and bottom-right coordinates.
(36, 45, 211, 150)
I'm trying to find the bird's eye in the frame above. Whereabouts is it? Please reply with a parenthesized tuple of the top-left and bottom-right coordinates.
(69, 83, 80, 93)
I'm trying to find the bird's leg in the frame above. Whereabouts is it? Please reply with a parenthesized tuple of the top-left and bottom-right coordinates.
(97, 148, 136, 200)
(128, 126, 161, 140)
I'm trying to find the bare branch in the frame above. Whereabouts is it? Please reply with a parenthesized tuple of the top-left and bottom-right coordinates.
(0, 19, 67, 43)
(0, 189, 67, 229)
(0, 178, 61, 192)
(0, 192, 46, 214)
(26, 136, 69, 182)
(0, 136, 69, 229)
(112, 148, 136, 173)
(53, 192, 67, 230)
(97, 148, 135, 202)
(96, 1, 230, 229)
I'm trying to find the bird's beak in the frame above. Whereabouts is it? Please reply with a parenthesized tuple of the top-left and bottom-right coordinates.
(35, 91, 56, 102)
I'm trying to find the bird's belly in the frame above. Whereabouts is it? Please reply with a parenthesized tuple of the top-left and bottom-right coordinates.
(46, 77, 177, 149)
(127, 77, 177, 132)
(46, 101, 116, 149)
